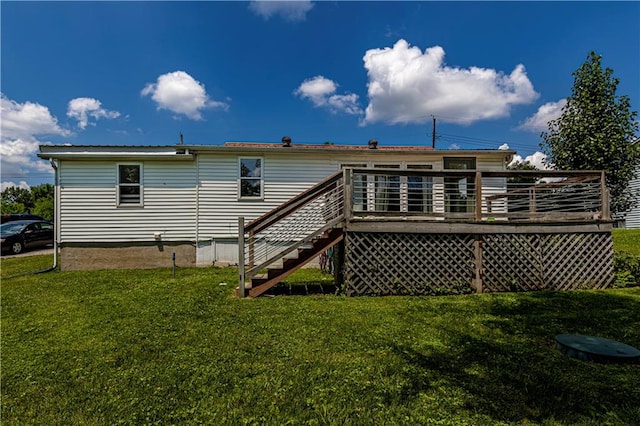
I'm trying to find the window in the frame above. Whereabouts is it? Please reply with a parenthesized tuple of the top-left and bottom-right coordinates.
(444, 157, 476, 170)
(374, 164, 400, 212)
(444, 157, 476, 213)
(118, 164, 142, 205)
(239, 158, 263, 199)
(342, 164, 367, 211)
(407, 164, 433, 213)
(343, 163, 433, 213)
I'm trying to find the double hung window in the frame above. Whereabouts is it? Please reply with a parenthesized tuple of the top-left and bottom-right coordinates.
(239, 158, 263, 199)
(118, 164, 142, 205)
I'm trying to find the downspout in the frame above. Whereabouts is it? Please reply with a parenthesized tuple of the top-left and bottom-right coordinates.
(20, 158, 59, 276)
(195, 153, 200, 249)
(48, 158, 59, 271)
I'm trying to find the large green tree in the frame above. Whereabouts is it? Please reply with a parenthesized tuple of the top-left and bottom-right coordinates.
(1, 184, 54, 221)
(541, 51, 639, 215)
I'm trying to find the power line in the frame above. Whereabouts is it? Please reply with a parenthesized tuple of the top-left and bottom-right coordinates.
(437, 133, 542, 152)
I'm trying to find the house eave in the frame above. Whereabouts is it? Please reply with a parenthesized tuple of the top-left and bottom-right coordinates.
(38, 145, 194, 161)
(182, 143, 516, 158)
(38, 143, 515, 162)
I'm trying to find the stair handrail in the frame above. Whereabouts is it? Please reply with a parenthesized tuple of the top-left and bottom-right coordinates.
(245, 170, 344, 234)
(239, 170, 346, 295)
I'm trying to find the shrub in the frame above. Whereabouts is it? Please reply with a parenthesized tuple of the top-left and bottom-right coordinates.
(614, 250, 640, 287)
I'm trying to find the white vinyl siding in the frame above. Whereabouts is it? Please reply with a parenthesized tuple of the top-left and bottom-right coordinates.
(58, 160, 197, 242)
(625, 170, 640, 228)
(197, 153, 338, 239)
(54, 150, 510, 264)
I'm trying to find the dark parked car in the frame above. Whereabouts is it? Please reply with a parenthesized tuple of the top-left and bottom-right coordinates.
(1, 214, 46, 224)
(0, 220, 54, 255)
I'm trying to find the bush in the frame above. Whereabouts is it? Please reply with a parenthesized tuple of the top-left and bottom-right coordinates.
(614, 250, 640, 287)
(32, 197, 54, 221)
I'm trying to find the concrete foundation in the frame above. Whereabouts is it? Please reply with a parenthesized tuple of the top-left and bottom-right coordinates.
(60, 242, 196, 271)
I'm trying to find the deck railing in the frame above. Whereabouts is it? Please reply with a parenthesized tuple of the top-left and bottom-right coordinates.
(238, 170, 345, 295)
(345, 168, 609, 222)
(238, 168, 609, 293)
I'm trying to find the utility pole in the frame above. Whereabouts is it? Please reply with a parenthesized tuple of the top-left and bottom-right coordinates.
(431, 115, 436, 148)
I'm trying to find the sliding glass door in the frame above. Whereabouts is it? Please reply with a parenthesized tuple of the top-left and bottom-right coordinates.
(444, 157, 476, 213)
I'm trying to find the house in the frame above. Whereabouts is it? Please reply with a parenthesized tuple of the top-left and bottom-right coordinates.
(623, 167, 640, 228)
(38, 139, 515, 271)
(39, 139, 616, 295)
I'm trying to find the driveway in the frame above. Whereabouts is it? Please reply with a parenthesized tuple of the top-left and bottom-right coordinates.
(2, 246, 54, 258)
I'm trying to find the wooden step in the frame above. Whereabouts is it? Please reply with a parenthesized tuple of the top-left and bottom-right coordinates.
(248, 228, 344, 297)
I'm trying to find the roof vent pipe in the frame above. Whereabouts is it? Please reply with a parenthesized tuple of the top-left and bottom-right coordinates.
(368, 139, 378, 149)
(282, 136, 292, 147)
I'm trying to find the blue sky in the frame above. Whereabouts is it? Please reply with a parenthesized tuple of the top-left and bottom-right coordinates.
(2, 1, 639, 188)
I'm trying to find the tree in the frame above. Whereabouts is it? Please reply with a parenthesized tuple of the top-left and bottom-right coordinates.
(1, 202, 27, 215)
(33, 197, 54, 221)
(1, 184, 54, 220)
(1, 186, 33, 211)
(541, 51, 639, 215)
(30, 183, 54, 202)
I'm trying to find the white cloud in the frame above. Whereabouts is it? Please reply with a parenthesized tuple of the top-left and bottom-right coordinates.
(518, 99, 567, 132)
(1, 93, 69, 140)
(0, 94, 69, 183)
(1, 180, 30, 191)
(67, 97, 120, 129)
(0, 138, 55, 181)
(509, 151, 551, 170)
(141, 71, 228, 120)
(362, 40, 539, 125)
(249, 1, 314, 22)
(294, 76, 362, 115)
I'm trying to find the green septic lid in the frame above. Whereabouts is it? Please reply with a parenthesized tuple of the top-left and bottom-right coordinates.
(555, 334, 640, 363)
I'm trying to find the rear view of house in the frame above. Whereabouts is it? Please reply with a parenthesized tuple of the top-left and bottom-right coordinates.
(39, 140, 613, 296)
(39, 140, 513, 270)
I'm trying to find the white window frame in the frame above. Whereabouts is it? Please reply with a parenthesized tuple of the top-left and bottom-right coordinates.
(117, 163, 143, 207)
(238, 157, 264, 200)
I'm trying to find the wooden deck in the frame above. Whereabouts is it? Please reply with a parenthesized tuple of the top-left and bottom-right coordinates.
(239, 169, 613, 296)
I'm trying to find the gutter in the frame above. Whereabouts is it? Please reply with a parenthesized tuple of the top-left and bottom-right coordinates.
(45, 158, 59, 272)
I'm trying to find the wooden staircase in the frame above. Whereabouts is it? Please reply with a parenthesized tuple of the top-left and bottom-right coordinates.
(243, 228, 343, 298)
(238, 170, 346, 298)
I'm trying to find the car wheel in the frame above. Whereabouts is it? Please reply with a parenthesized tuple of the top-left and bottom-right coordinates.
(11, 241, 23, 255)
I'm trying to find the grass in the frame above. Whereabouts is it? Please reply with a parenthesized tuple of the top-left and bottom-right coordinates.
(2, 254, 640, 425)
(612, 229, 640, 256)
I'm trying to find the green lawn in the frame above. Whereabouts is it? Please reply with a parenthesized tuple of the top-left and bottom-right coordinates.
(612, 229, 640, 256)
(2, 254, 639, 425)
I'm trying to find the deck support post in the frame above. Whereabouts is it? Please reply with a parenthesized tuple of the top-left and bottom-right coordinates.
(238, 216, 246, 298)
(333, 238, 345, 290)
(343, 168, 352, 221)
(473, 236, 484, 294)
(601, 171, 610, 220)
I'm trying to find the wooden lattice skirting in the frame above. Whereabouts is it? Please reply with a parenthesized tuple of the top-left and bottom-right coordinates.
(343, 231, 613, 296)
